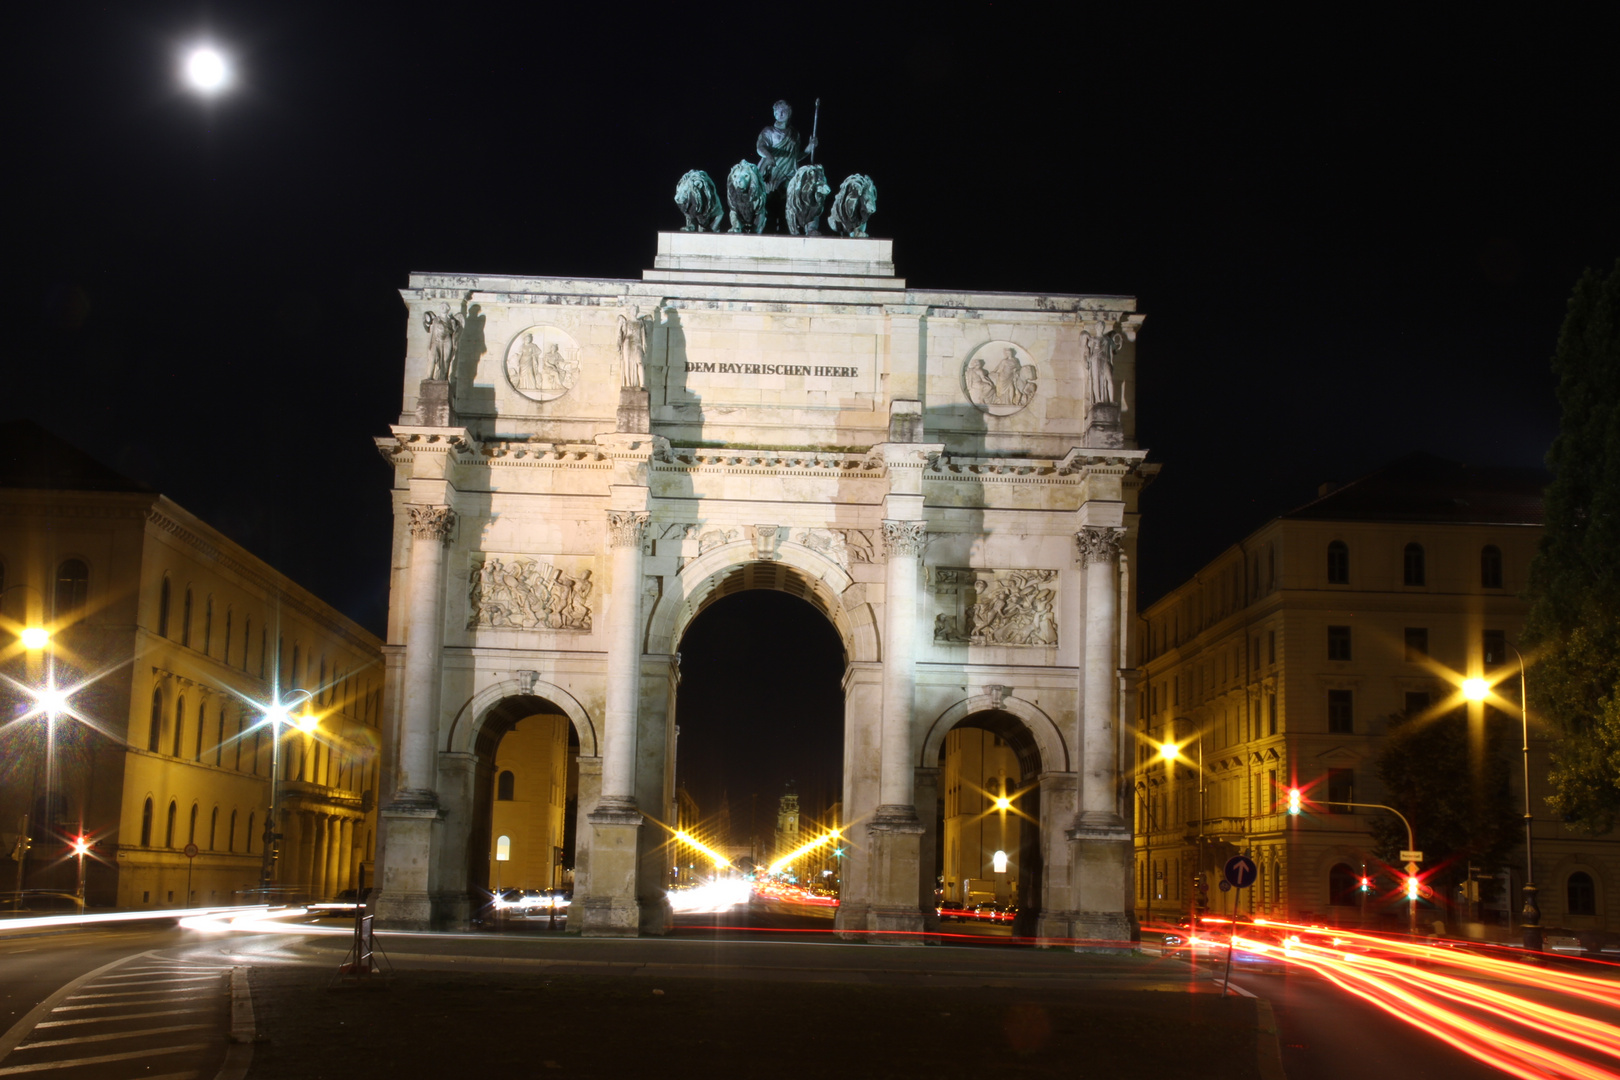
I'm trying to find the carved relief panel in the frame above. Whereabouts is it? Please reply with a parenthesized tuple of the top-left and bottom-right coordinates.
(961, 340, 1039, 417)
(932, 567, 1058, 647)
(468, 555, 595, 631)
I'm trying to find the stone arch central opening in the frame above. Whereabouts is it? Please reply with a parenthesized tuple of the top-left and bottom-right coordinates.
(672, 572, 847, 909)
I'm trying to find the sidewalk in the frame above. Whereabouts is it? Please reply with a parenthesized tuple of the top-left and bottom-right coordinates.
(239, 932, 1277, 1079)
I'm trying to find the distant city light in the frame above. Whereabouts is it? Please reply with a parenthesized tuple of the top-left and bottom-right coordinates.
(184, 47, 230, 93)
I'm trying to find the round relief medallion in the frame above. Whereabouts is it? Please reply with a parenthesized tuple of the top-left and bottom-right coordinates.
(962, 340, 1038, 416)
(505, 325, 581, 403)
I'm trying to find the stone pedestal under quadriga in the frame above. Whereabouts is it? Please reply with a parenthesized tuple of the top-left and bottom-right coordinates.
(373, 233, 1153, 945)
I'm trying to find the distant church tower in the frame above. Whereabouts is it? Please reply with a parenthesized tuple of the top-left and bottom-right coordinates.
(774, 786, 800, 870)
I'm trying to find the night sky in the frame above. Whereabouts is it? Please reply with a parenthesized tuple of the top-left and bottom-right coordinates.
(9, 6, 1615, 816)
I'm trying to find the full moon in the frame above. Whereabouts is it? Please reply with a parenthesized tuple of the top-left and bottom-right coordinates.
(184, 48, 228, 92)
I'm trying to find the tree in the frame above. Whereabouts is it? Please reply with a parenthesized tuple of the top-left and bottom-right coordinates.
(1522, 259, 1620, 832)
(1371, 708, 1520, 899)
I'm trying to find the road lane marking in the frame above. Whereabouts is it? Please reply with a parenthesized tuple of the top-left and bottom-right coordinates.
(36, 1009, 205, 1028)
(83, 976, 220, 988)
(12, 1024, 211, 1050)
(68, 985, 221, 1000)
(0, 1042, 208, 1074)
(51, 996, 216, 1012)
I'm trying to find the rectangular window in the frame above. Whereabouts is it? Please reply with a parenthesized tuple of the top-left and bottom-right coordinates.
(1404, 627, 1429, 661)
(1326, 768, 1355, 812)
(1173, 676, 1180, 707)
(1483, 629, 1506, 667)
(1268, 630, 1276, 665)
(1327, 689, 1354, 733)
(1327, 625, 1352, 661)
(1268, 693, 1278, 735)
(1268, 768, 1278, 812)
(1405, 691, 1431, 717)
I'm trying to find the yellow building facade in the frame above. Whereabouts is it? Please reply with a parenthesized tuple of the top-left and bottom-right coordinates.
(941, 726, 1024, 906)
(1135, 454, 1619, 934)
(0, 422, 382, 908)
(487, 711, 571, 894)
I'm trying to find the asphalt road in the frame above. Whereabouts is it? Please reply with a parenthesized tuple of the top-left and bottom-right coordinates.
(5, 919, 1615, 1079)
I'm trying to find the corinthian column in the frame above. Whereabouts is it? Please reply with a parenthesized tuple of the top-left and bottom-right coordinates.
(599, 510, 649, 811)
(395, 504, 454, 806)
(1076, 526, 1126, 827)
(878, 519, 926, 816)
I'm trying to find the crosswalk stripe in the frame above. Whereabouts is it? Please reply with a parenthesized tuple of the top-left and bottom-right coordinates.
(68, 986, 221, 1001)
(97, 970, 228, 981)
(0, 1042, 209, 1075)
(84, 977, 219, 989)
(36, 1009, 204, 1029)
(52, 996, 217, 1013)
(15, 1024, 211, 1050)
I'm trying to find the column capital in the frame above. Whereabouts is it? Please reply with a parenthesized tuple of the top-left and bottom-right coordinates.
(881, 519, 928, 560)
(606, 510, 650, 548)
(407, 504, 456, 542)
(1075, 525, 1125, 565)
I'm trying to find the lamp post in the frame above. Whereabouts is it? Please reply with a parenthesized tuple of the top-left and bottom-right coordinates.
(1465, 651, 1540, 953)
(1157, 718, 1205, 923)
(1314, 797, 1419, 939)
(259, 688, 313, 897)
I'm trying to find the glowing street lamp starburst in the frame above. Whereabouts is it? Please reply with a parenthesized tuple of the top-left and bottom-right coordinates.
(20, 627, 50, 651)
(184, 47, 230, 93)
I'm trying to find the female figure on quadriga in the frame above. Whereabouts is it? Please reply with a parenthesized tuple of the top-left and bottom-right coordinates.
(756, 100, 817, 232)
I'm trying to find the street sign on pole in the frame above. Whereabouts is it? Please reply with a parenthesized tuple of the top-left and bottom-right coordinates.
(1218, 879, 1232, 892)
(1405, 861, 1420, 876)
(183, 843, 198, 908)
(1223, 854, 1258, 889)
(1400, 850, 1423, 863)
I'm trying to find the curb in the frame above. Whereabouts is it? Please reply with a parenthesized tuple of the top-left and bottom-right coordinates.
(213, 967, 255, 1080)
(1254, 997, 1286, 1080)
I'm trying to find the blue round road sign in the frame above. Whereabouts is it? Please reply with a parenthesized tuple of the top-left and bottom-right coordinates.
(1223, 854, 1258, 889)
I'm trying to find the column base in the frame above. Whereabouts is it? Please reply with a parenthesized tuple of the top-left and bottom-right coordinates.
(582, 805, 644, 937)
(374, 803, 444, 931)
(1066, 820, 1135, 949)
(865, 808, 925, 944)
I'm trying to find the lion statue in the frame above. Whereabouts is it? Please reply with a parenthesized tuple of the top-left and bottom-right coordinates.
(726, 161, 768, 234)
(829, 174, 878, 238)
(785, 164, 832, 236)
(674, 169, 724, 232)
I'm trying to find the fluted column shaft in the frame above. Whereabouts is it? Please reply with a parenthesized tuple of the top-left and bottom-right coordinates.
(324, 817, 344, 898)
(879, 520, 926, 812)
(600, 511, 648, 808)
(397, 505, 454, 803)
(1078, 527, 1125, 820)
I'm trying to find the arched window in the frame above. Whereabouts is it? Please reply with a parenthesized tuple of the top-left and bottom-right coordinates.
(54, 559, 89, 618)
(140, 798, 154, 846)
(173, 696, 187, 757)
(181, 587, 194, 647)
(195, 699, 206, 760)
(148, 688, 164, 753)
(165, 800, 178, 848)
(1327, 541, 1349, 585)
(992, 850, 1010, 874)
(243, 616, 252, 671)
(223, 608, 232, 666)
(158, 574, 171, 637)
(187, 803, 198, 846)
(208, 807, 218, 850)
(1329, 863, 1360, 906)
(291, 644, 300, 687)
(228, 810, 237, 852)
(1568, 871, 1597, 917)
(203, 595, 214, 655)
(1481, 545, 1504, 589)
(246, 812, 255, 854)
(318, 658, 327, 704)
(1403, 543, 1426, 586)
(235, 712, 245, 771)
(215, 705, 226, 766)
(260, 628, 267, 678)
(495, 835, 512, 862)
(497, 771, 515, 801)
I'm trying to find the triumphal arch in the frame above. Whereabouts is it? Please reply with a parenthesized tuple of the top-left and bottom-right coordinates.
(373, 226, 1152, 942)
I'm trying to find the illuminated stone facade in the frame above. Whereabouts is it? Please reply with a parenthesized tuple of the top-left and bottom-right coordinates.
(374, 233, 1154, 941)
(1135, 455, 1620, 936)
(0, 423, 382, 909)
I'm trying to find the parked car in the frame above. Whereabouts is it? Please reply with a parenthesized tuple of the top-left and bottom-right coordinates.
(936, 900, 965, 922)
(0, 891, 86, 914)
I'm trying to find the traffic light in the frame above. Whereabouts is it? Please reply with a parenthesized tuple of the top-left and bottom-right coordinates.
(1360, 876, 1372, 892)
(1287, 788, 1302, 815)
(71, 835, 91, 857)
(1406, 875, 1420, 901)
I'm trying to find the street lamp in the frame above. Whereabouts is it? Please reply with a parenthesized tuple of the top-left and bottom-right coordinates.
(1156, 718, 1206, 921)
(258, 688, 313, 896)
(1464, 653, 1540, 952)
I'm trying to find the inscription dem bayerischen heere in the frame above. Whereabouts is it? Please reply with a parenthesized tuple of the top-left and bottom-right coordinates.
(684, 361, 861, 378)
